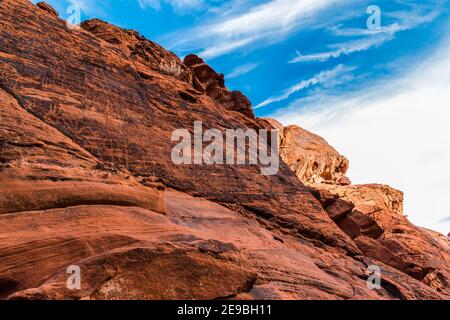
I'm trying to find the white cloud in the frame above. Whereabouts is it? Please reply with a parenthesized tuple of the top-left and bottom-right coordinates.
(272, 38, 450, 235)
(138, 0, 204, 11)
(166, 0, 352, 59)
(66, 0, 107, 16)
(290, 33, 395, 63)
(203, 0, 338, 36)
(255, 64, 355, 109)
(291, 5, 443, 64)
(227, 62, 259, 79)
(327, 23, 403, 37)
(198, 36, 259, 59)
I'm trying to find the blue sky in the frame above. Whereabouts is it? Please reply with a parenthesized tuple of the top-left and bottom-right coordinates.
(32, 0, 450, 234)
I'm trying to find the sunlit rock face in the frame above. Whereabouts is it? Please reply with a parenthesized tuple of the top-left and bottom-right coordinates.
(0, 0, 448, 300)
(261, 118, 450, 296)
(278, 123, 351, 186)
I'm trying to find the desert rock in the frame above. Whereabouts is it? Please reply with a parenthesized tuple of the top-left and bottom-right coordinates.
(0, 0, 448, 300)
(266, 119, 450, 295)
(36, 1, 58, 17)
(276, 123, 351, 185)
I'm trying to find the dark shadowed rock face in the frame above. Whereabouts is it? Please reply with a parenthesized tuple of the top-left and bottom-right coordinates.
(0, 0, 448, 300)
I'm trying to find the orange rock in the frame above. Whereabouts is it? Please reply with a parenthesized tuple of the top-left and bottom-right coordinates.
(264, 115, 450, 295)
(184, 54, 255, 118)
(0, 0, 448, 300)
(260, 121, 351, 185)
(36, 2, 58, 17)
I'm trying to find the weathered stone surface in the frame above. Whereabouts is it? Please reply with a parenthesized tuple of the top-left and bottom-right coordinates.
(0, 0, 448, 300)
(256, 118, 284, 133)
(339, 210, 384, 239)
(319, 183, 450, 294)
(354, 236, 424, 281)
(1, 0, 358, 255)
(325, 199, 355, 221)
(3, 189, 444, 300)
(184, 54, 255, 119)
(10, 245, 257, 300)
(80, 19, 194, 84)
(0, 88, 166, 216)
(279, 125, 351, 185)
(321, 184, 404, 217)
(36, 2, 58, 17)
(255, 118, 284, 150)
(269, 119, 450, 295)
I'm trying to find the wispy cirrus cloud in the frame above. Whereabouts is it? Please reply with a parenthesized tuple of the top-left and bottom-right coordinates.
(165, 0, 355, 59)
(255, 64, 355, 109)
(290, 32, 396, 63)
(227, 63, 260, 79)
(198, 36, 259, 60)
(138, 0, 204, 11)
(272, 35, 450, 234)
(67, 0, 108, 16)
(291, 3, 443, 64)
(327, 23, 403, 37)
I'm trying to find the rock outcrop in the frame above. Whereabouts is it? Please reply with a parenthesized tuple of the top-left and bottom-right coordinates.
(0, 0, 448, 300)
(36, 1, 58, 17)
(259, 120, 450, 296)
(257, 120, 352, 186)
(184, 54, 255, 119)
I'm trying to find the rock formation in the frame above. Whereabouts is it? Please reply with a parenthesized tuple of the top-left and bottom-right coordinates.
(0, 0, 448, 300)
(259, 119, 450, 295)
(36, 1, 58, 17)
(277, 122, 351, 185)
(183, 54, 255, 119)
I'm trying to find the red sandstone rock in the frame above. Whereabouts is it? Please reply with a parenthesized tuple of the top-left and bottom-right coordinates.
(184, 54, 255, 118)
(354, 236, 424, 280)
(267, 118, 450, 295)
(80, 19, 194, 84)
(260, 121, 351, 185)
(0, 0, 448, 300)
(324, 198, 355, 221)
(36, 2, 58, 17)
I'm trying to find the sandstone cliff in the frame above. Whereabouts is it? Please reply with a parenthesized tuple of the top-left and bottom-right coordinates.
(0, 1, 448, 300)
(258, 118, 450, 295)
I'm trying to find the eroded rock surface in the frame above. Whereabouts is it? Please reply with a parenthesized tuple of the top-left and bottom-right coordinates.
(275, 123, 351, 185)
(36, 1, 58, 17)
(262, 119, 450, 296)
(184, 54, 255, 119)
(0, 0, 448, 300)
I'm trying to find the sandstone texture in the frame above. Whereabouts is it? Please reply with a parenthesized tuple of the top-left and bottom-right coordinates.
(261, 121, 352, 186)
(0, 0, 448, 300)
(259, 119, 450, 297)
(36, 1, 58, 17)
